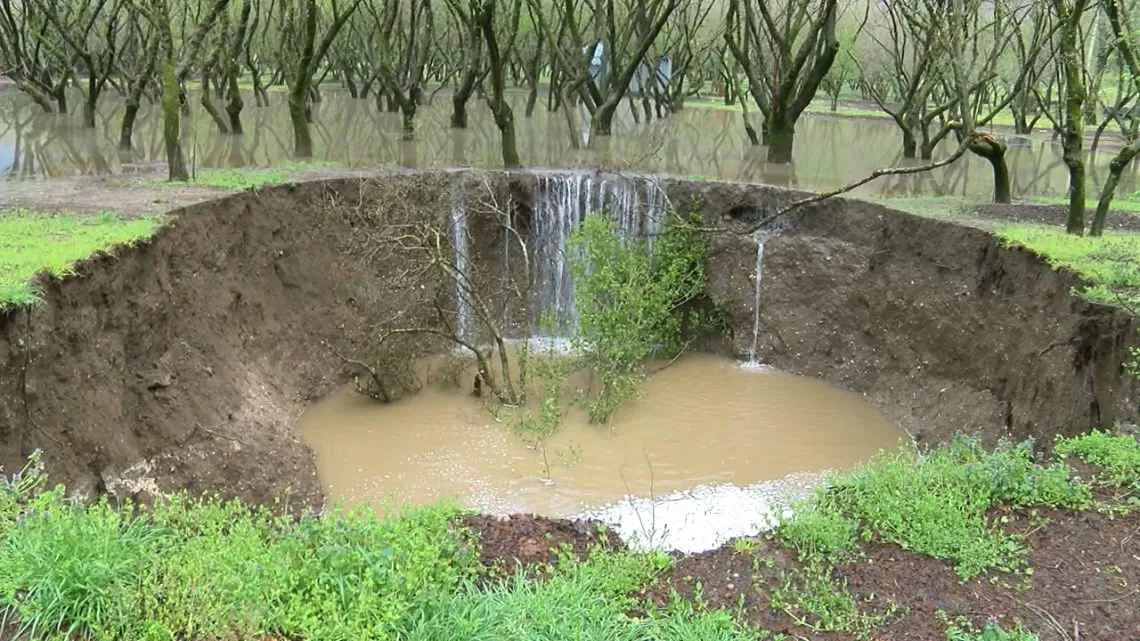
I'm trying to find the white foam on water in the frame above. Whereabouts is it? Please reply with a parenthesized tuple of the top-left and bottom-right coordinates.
(576, 471, 827, 554)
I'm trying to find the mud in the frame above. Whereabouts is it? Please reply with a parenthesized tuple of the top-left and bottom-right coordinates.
(0, 170, 1136, 512)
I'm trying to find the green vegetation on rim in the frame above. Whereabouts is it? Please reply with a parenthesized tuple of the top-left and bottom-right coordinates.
(3, 433, 1137, 640)
(995, 225, 1140, 308)
(0, 210, 159, 309)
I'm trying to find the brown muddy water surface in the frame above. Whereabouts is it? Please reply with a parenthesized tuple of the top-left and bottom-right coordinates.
(301, 353, 904, 517)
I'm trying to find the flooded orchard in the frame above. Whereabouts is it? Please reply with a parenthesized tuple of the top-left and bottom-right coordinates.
(300, 353, 904, 520)
(2, 88, 1139, 200)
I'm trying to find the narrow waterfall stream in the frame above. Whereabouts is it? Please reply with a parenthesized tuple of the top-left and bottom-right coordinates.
(747, 237, 766, 367)
(449, 196, 472, 341)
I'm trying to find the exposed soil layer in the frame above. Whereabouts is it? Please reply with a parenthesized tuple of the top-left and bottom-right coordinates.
(680, 178, 1139, 446)
(0, 170, 1136, 512)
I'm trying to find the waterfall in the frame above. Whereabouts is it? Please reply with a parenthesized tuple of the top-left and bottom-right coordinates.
(745, 236, 766, 369)
(450, 196, 472, 341)
(531, 171, 667, 333)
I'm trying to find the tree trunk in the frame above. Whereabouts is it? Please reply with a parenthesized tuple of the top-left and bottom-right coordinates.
(54, 86, 68, 114)
(967, 135, 1011, 204)
(201, 75, 230, 133)
(525, 84, 538, 117)
(401, 103, 416, 141)
(902, 128, 917, 159)
(766, 119, 795, 163)
(290, 94, 313, 158)
(119, 102, 140, 151)
(226, 70, 244, 135)
(82, 73, 98, 128)
(591, 101, 617, 137)
(1091, 141, 1140, 236)
(162, 63, 189, 181)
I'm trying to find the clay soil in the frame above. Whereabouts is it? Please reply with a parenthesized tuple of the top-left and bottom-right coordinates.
(467, 507, 1140, 641)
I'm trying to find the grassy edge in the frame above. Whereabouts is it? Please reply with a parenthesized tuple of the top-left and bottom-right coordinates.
(0, 209, 164, 310)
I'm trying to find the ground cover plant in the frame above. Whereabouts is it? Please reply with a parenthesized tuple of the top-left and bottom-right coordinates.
(1, 432, 1136, 640)
(0, 210, 159, 308)
(996, 224, 1140, 307)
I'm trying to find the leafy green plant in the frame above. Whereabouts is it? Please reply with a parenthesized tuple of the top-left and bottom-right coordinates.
(939, 611, 1039, 641)
(814, 437, 1087, 580)
(568, 212, 711, 423)
(0, 492, 165, 640)
(1055, 431, 1140, 488)
(776, 504, 857, 564)
(769, 563, 898, 638)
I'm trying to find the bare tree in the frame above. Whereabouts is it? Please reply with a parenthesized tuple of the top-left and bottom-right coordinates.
(115, 12, 158, 151)
(532, 0, 680, 138)
(1090, 0, 1140, 236)
(35, 0, 126, 128)
(477, 0, 523, 167)
(443, 0, 485, 128)
(1047, 0, 1093, 234)
(138, 0, 232, 181)
(368, 0, 432, 140)
(279, 0, 363, 157)
(725, 0, 840, 163)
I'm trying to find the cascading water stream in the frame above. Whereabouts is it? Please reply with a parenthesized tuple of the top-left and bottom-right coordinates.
(530, 171, 667, 333)
(746, 236, 765, 368)
(449, 196, 472, 342)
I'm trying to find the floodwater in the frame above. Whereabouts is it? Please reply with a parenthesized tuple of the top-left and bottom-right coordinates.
(300, 352, 904, 517)
(2, 86, 1138, 199)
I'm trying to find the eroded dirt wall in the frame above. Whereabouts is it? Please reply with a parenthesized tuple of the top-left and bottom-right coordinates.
(0, 171, 1135, 510)
(0, 178, 470, 510)
(677, 178, 1139, 445)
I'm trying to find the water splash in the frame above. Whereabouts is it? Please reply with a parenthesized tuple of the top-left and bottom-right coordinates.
(744, 236, 766, 368)
(531, 171, 667, 333)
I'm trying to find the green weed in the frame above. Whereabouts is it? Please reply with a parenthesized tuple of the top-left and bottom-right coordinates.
(0, 467, 476, 641)
(939, 611, 1039, 640)
(1055, 430, 1140, 489)
(728, 537, 761, 556)
(404, 549, 765, 641)
(996, 224, 1140, 308)
(812, 437, 1087, 580)
(569, 212, 712, 423)
(0, 210, 159, 308)
(776, 504, 858, 564)
(769, 562, 898, 638)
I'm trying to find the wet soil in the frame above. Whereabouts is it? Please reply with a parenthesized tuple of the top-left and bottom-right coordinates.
(464, 505, 1138, 640)
(462, 514, 622, 575)
(976, 202, 1140, 232)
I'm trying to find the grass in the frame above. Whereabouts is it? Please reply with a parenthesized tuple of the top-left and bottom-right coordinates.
(151, 161, 340, 191)
(0, 210, 159, 308)
(2, 433, 1138, 640)
(778, 436, 1089, 581)
(995, 224, 1140, 308)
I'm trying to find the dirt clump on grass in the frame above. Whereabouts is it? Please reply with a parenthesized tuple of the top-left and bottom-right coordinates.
(462, 514, 622, 574)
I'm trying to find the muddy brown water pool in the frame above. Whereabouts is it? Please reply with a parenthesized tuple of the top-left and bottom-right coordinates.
(300, 353, 905, 522)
